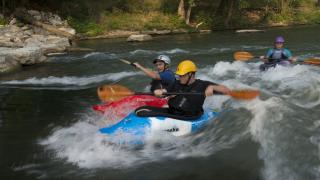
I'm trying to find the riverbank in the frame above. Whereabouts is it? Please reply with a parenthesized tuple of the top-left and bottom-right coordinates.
(1, 5, 320, 74)
(0, 9, 81, 74)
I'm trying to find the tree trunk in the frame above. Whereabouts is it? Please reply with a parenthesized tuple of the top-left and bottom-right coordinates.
(178, 0, 185, 20)
(185, 4, 192, 25)
(318, 0, 320, 6)
(279, 0, 288, 13)
(215, 0, 226, 16)
(224, 0, 235, 28)
(2, 0, 5, 16)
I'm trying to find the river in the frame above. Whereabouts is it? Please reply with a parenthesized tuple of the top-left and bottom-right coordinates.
(0, 25, 319, 180)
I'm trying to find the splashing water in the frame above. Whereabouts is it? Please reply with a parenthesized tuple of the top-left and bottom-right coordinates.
(39, 61, 320, 180)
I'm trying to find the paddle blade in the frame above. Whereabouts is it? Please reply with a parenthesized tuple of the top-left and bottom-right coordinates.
(303, 58, 320, 65)
(97, 84, 134, 102)
(233, 52, 255, 61)
(229, 90, 260, 100)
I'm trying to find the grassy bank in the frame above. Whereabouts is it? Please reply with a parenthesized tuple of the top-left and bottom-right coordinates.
(0, 16, 6, 25)
(68, 11, 190, 36)
(67, 8, 320, 37)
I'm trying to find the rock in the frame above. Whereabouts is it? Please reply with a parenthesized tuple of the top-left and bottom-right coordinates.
(24, 30, 34, 36)
(9, 18, 17, 25)
(58, 27, 76, 35)
(0, 55, 21, 74)
(0, 47, 46, 65)
(33, 15, 42, 21)
(199, 30, 211, 33)
(24, 35, 70, 54)
(127, 34, 152, 42)
(21, 26, 31, 31)
(0, 37, 24, 47)
(8, 25, 20, 33)
(141, 30, 171, 35)
(172, 29, 189, 34)
(27, 10, 41, 16)
(49, 14, 63, 26)
(236, 29, 265, 33)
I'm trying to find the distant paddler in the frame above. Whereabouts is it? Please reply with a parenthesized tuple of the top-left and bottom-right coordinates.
(132, 55, 176, 92)
(259, 36, 297, 71)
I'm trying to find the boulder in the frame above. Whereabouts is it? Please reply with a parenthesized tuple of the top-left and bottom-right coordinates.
(24, 35, 70, 54)
(127, 34, 152, 42)
(9, 18, 17, 25)
(0, 55, 21, 74)
(58, 27, 76, 35)
(0, 47, 46, 65)
(236, 29, 265, 33)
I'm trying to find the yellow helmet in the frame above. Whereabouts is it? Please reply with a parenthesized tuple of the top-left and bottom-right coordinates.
(176, 60, 197, 75)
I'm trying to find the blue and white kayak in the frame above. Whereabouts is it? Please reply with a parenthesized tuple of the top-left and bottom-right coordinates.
(99, 110, 219, 144)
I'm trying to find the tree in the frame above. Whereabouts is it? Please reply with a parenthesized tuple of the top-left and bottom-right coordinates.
(185, 0, 196, 25)
(278, 0, 289, 13)
(178, 0, 185, 19)
(2, 0, 5, 16)
(215, 0, 237, 28)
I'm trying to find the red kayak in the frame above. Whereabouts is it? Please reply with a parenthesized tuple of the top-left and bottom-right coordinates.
(93, 95, 168, 122)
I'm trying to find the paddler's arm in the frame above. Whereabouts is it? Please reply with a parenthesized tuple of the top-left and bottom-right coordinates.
(133, 62, 160, 80)
(284, 49, 297, 62)
(205, 84, 231, 97)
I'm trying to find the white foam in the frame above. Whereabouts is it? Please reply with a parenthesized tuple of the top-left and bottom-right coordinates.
(1, 71, 141, 86)
(83, 52, 117, 59)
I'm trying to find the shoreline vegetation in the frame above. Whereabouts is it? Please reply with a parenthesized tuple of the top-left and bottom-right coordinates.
(1, 0, 320, 38)
(0, 0, 320, 74)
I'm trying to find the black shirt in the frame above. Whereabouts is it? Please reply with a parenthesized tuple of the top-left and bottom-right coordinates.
(166, 79, 217, 116)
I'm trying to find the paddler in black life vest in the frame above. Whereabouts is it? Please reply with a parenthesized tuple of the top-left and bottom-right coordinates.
(135, 60, 231, 120)
(259, 36, 297, 71)
(133, 55, 176, 92)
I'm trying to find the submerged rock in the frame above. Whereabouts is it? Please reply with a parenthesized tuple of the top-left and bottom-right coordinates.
(127, 34, 152, 42)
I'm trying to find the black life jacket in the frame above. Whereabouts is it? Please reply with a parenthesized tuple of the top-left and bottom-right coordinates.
(168, 80, 208, 116)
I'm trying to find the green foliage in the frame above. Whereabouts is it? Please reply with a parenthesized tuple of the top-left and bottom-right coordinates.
(194, 12, 213, 29)
(4, 0, 320, 34)
(100, 12, 187, 31)
(67, 17, 103, 36)
(310, 10, 320, 24)
(238, 0, 250, 9)
(0, 17, 6, 25)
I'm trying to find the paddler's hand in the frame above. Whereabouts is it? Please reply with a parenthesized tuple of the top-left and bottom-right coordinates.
(290, 57, 297, 63)
(260, 56, 268, 62)
(205, 85, 231, 97)
(154, 89, 167, 97)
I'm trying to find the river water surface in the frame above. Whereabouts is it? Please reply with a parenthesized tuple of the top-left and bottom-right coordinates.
(0, 25, 320, 180)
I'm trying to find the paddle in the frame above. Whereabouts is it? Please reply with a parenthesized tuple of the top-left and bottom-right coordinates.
(119, 59, 137, 67)
(97, 84, 260, 102)
(303, 58, 320, 65)
(233, 51, 260, 61)
(233, 51, 320, 65)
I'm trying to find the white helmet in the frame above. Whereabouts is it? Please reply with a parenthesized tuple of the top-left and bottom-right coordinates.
(153, 55, 171, 65)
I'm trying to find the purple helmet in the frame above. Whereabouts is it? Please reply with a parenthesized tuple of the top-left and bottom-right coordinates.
(275, 36, 285, 43)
